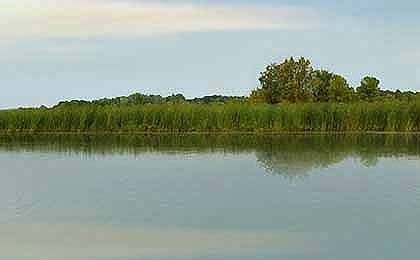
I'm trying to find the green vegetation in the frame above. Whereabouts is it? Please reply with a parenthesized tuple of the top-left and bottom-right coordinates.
(250, 57, 420, 104)
(55, 93, 246, 108)
(1, 57, 420, 133)
(1, 102, 420, 133)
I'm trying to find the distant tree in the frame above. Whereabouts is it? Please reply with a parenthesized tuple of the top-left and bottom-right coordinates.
(143, 95, 164, 104)
(258, 57, 313, 103)
(357, 76, 381, 101)
(304, 70, 355, 102)
(379, 89, 397, 102)
(326, 74, 355, 102)
(128, 93, 146, 105)
(54, 100, 90, 108)
(117, 96, 129, 106)
(249, 88, 267, 103)
(93, 98, 112, 106)
(395, 90, 417, 102)
(189, 95, 242, 104)
(311, 70, 332, 102)
(165, 94, 186, 103)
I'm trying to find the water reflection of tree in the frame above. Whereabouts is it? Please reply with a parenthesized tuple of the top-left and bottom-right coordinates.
(253, 135, 350, 179)
(256, 149, 347, 179)
(255, 134, 420, 178)
(0, 133, 419, 178)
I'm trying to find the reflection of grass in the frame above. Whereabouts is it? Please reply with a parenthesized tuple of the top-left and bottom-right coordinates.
(0, 133, 419, 178)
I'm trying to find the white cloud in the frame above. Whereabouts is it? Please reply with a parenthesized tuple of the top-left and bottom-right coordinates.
(1, 223, 313, 259)
(0, 0, 317, 40)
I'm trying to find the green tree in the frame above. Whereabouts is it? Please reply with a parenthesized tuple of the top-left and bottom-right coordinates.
(128, 93, 146, 105)
(311, 70, 333, 102)
(357, 76, 380, 101)
(258, 57, 313, 103)
(311, 70, 354, 102)
(327, 74, 354, 102)
(165, 94, 186, 103)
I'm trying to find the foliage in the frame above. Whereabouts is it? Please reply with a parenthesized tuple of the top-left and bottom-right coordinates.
(357, 76, 381, 101)
(55, 93, 245, 108)
(2, 56, 420, 133)
(56, 93, 185, 108)
(249, 88, 267, 104)
(311, 70, 355, 102)
(253, 57, 391, 104)
(1, 101, 420, 133)
(258, 57, 313, 103)
(188, 95, 246, 104)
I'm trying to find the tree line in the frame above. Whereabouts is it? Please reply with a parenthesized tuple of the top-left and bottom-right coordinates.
(250, 57, 420, 104)
(36, 56, 419, 109)
(54, 93, 246, 108)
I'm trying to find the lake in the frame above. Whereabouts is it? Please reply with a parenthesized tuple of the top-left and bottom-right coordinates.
(1, 134, 420, 260)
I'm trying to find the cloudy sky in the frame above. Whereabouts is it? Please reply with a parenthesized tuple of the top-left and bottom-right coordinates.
(1, 0, 419, 108)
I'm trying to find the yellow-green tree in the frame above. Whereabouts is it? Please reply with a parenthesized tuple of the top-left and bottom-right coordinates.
(258, 57, 313, 103)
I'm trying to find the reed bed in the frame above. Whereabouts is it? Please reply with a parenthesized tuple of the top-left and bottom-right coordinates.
(1, 102, 420, 133)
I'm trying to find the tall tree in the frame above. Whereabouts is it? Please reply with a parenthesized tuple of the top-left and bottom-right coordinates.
(258, 57, 313, 103)
(326, 74, 354, 102)
(311, 70, 333, 102)
(357, 76, 380, 101)
(302, 70, 355, 102)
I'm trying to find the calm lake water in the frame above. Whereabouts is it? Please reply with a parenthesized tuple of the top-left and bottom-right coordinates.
(1, 134, 420, 260)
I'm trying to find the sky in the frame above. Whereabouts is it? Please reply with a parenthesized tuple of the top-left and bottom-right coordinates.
(1, 0, 420, 108)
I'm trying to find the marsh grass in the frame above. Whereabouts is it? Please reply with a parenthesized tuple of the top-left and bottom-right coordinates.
(1, 101, 420, 133)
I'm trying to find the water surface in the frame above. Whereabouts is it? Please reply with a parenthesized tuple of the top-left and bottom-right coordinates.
(1, 134, 420, 260)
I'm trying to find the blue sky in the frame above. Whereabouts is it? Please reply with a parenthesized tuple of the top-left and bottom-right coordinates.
(1, 0, 420, 108)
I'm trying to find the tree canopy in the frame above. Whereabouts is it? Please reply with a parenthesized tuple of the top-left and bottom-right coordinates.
(250, 57, 394, 104)
(257, 57, 313, 103)
(356, 76, 381, 101)
(54, 93, 246, 109)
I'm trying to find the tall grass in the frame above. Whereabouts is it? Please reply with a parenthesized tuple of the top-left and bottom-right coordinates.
(1, 101, 420, 133)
